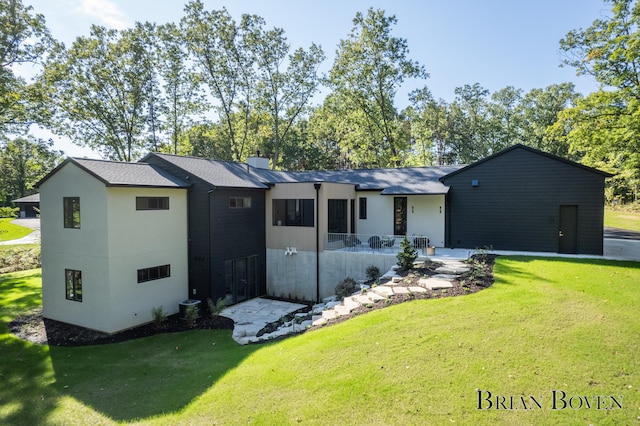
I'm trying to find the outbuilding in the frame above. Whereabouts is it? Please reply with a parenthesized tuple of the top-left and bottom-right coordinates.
(440, 144, 612, 255)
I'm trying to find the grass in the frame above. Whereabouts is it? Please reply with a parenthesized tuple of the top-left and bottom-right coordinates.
(604, 207, 640, 231)
(1, 258, 639, 425)
(0, 218, 33, 242)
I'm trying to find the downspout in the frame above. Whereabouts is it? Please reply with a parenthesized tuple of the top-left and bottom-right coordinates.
(207, 186, 216, 301)
(314, 182, 322, 303)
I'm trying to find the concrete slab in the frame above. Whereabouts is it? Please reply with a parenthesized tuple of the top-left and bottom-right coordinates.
(393, 287, 410, 294)
(408, 286, 427, 294)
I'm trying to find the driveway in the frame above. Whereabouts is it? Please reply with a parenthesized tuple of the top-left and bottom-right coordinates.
(0, 218, 40, 245)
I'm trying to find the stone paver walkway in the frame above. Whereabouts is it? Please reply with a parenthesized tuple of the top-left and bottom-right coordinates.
(311, 258, 470, 327)
(220, 298, 307, 345)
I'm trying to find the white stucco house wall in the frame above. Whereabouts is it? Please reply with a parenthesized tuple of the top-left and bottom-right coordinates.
(38, 158, 190, 334)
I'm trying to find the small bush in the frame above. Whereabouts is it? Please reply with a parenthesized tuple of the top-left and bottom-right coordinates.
(396, 236, 418, 270)
(151, 306, 167, 329)
(0, 207, 19, 218)
(207, 297, 226, 317)
(335, 277, 356, 300)
(365, 264, 381, 281)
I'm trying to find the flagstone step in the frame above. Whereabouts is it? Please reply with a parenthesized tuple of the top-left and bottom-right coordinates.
(418, 277, 454, 290)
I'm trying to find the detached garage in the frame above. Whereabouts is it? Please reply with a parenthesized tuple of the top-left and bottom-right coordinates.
(440, 144, 612, 255)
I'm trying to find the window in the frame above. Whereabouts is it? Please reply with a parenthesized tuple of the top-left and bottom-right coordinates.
(328, 199, 348, 233)
(272, 199, 314, 227)
(65, 269, 82, 302)
(137, 264, 171, 283)
(136, 197, 169, 210)
(229, 197, 252, 208)
(63, 197, 80, 228)
(359, 197, 367, 219)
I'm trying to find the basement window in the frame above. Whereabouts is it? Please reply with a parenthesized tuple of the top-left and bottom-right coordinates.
(65, 269, 82, 302)
(137, 265, 171, 283)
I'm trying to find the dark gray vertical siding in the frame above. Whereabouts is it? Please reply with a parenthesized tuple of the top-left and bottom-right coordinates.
(442, 148, 606, 254)
(209, 188, 266, 301)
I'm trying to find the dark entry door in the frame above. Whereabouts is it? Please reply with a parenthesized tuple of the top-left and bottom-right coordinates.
(394, 197, 407, 235)
(559, 205, 578, 254)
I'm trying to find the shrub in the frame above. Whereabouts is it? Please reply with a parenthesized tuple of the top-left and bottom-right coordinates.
(396, 236, 418, 270)
(365, 264, 381, 281)
(0, 207, 19, 218)
(335, 277, 356, 300)
(0, 246, 41, 273)
(151, 306, 167, 329)
(207, 297, 226, 317)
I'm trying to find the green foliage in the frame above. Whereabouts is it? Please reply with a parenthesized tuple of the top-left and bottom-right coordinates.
(396, 235, 418, 270)
(365, 264, 380, 281)
(327, 8, 427, 168)
(0, 245, 40, 273)
(0, 0, 55, 136)
(558, 0, 640, 201)
(42, 23, 156, 161)
(150, 305, 167, 329)
(0, 136, 63, 205)
(207, 297, 226, 317)
(334, 277, 356, 300)
(0, 207, 18, 218)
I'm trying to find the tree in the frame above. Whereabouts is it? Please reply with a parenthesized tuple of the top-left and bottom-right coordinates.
(0, 136, 62, 205)
(328, 8, 428, 167)
(447, 83, 492, 164)
(559, 0, 640, 201)
(0, 0, 54, 136)
(156, 22, 205, 155)
(182, 2, 256, 162)
(42, 23, 156, 161)
(520, 83, 580, 157)
(253, 25, 324, 168)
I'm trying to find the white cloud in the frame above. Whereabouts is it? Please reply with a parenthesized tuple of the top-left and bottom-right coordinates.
(74, 0, 130, 30)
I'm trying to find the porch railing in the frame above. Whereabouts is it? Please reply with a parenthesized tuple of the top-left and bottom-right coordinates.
(325, 233, 430, 253)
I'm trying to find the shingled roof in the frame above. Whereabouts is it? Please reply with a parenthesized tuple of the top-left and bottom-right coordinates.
(252, 165, 464, 195)
(143, 153, 270, 189)
(37, 158, 191, 188)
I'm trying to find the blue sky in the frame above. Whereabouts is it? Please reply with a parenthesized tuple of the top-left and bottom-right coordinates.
(23, 0, 609, 157)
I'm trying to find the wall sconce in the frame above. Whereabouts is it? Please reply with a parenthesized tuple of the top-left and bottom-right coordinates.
(411, 206, 414, 213)
(440, 206, 442, 214)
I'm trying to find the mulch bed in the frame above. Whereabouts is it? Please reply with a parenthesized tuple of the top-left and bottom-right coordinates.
(310, 254, 496, 329)
(9, 254, 495, 347)
(9, 311, 233, 347)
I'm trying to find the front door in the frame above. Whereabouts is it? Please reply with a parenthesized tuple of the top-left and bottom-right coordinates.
(394, 197, 407, 236)
(559, 205, 578, 254)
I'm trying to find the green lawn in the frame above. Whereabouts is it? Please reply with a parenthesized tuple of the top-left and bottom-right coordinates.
(1, 258, 639, 425)
(0, 218, 33, 242)
(604, 207, 640, 231)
